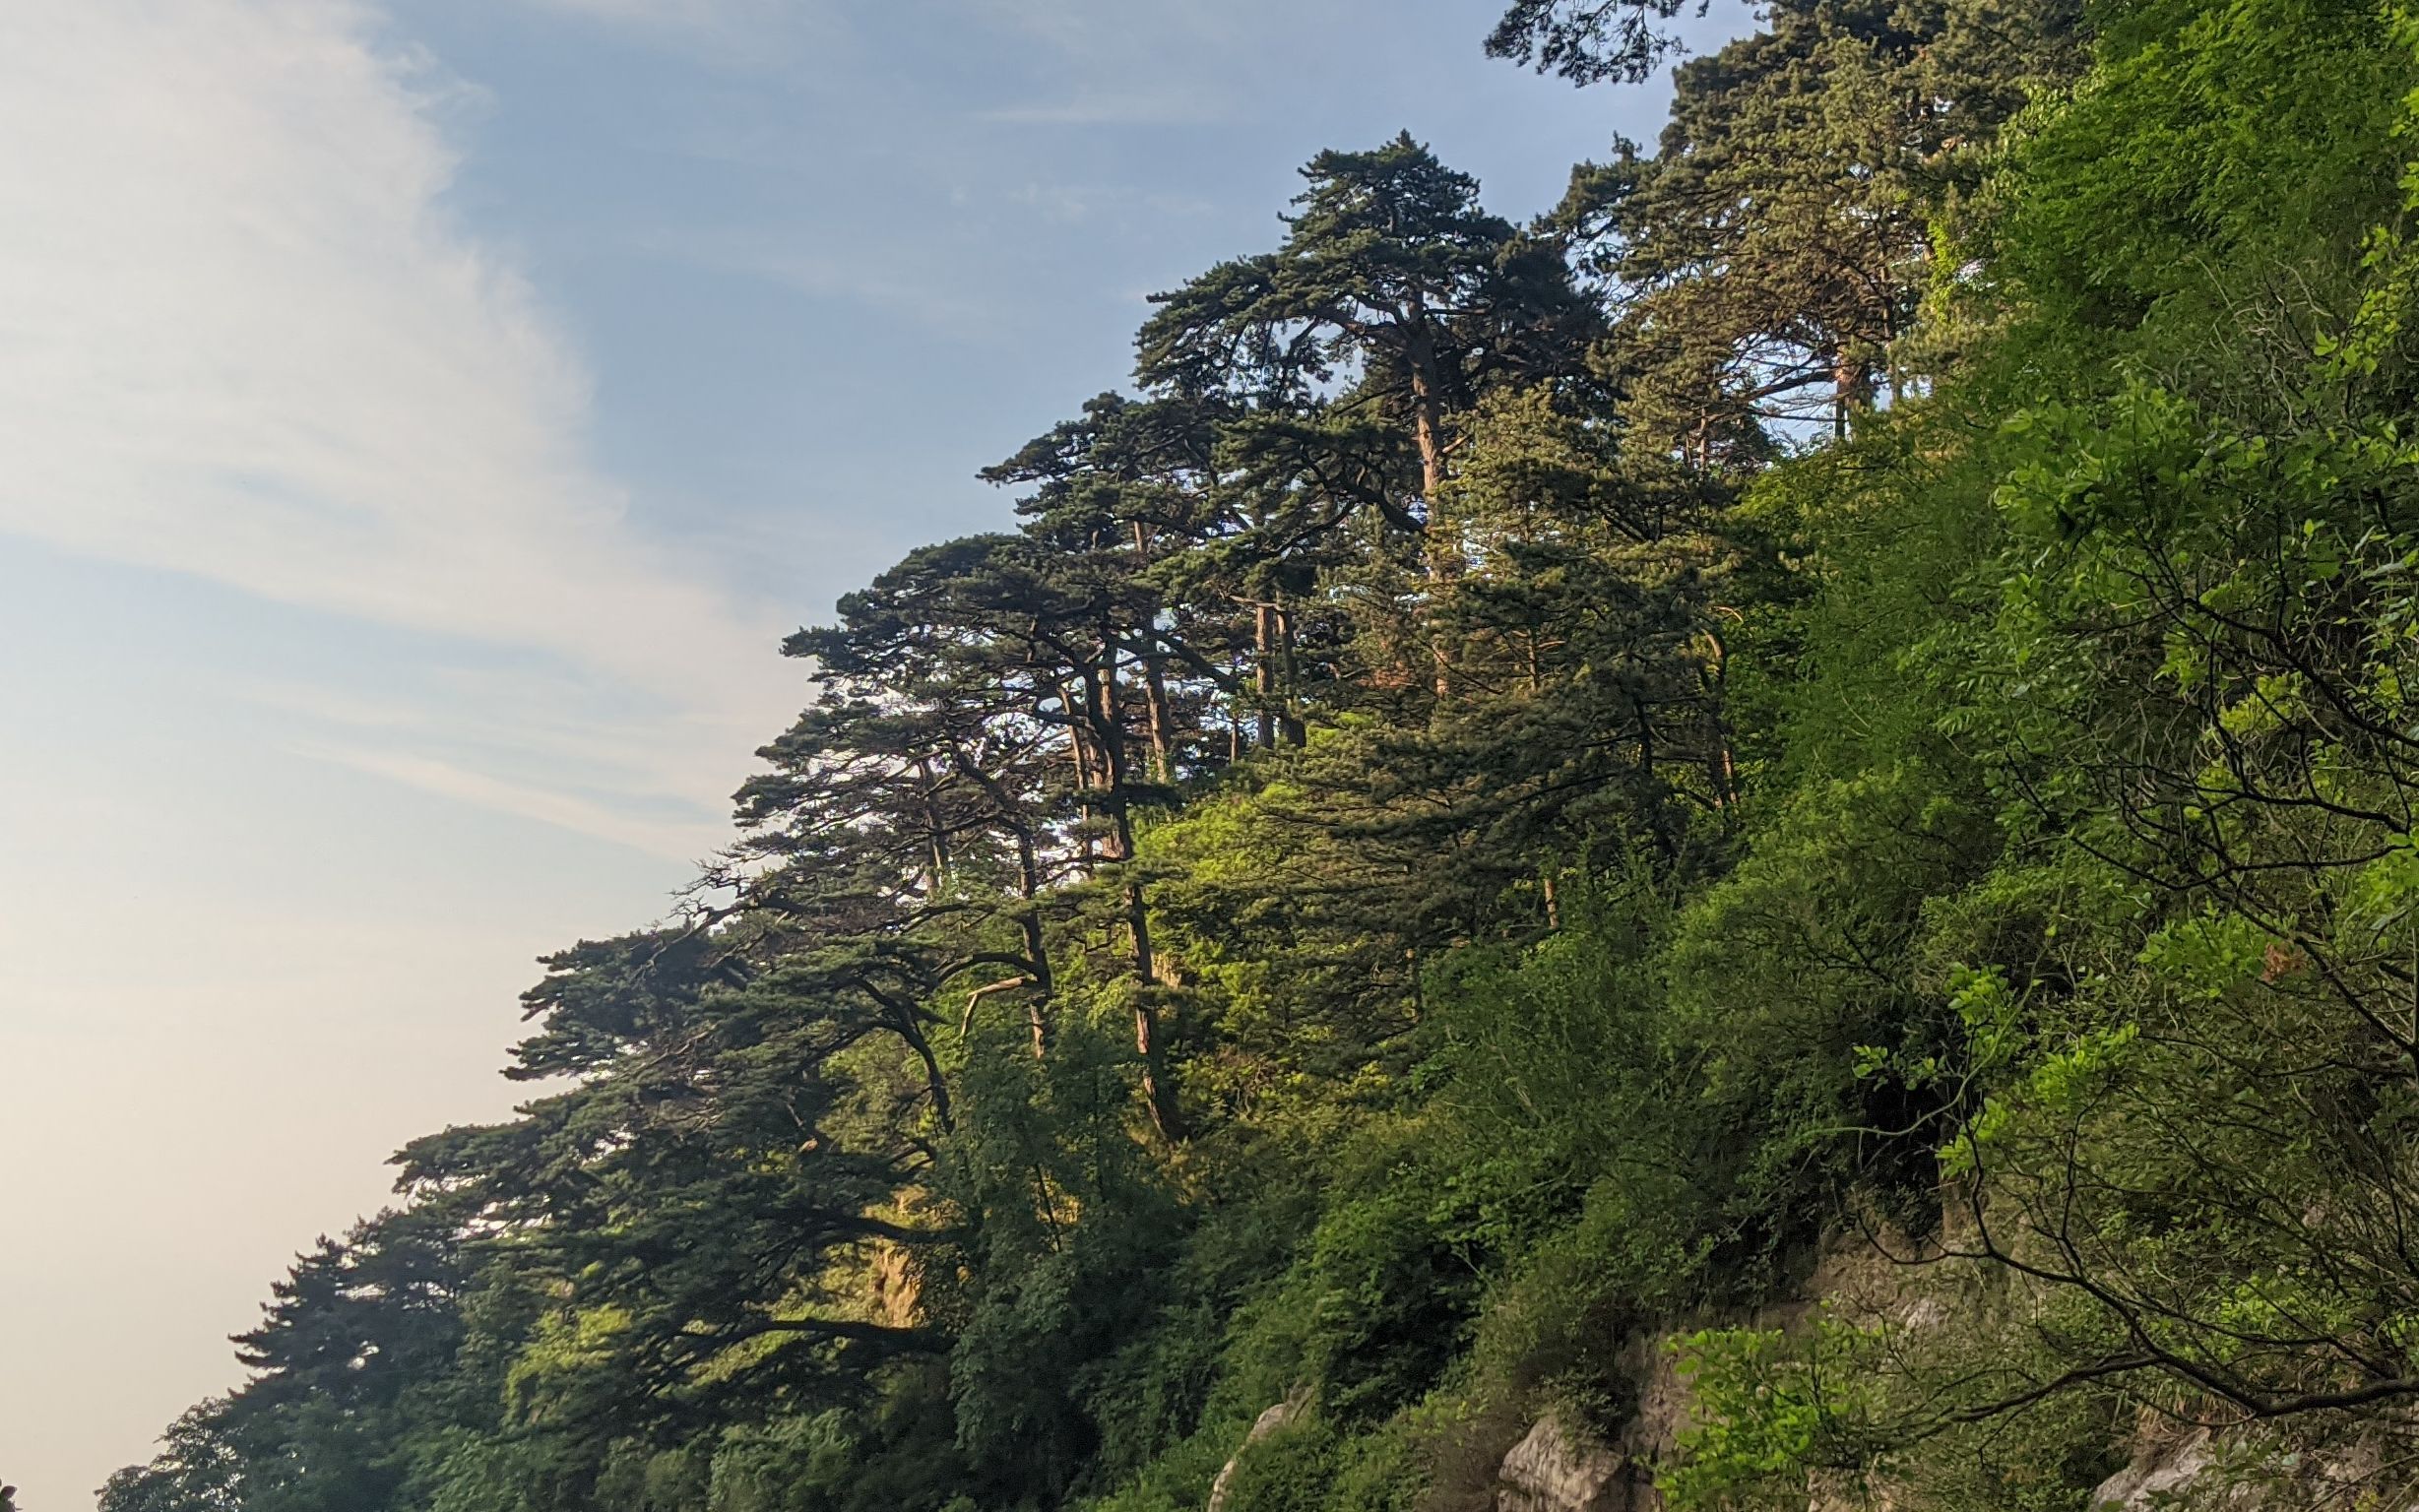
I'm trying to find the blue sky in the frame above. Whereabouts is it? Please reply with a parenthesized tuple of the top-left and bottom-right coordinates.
(0, 0, 1734, 1502)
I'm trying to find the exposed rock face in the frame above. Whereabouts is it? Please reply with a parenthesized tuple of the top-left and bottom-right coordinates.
(1496, 1415, 1652, 1512)
(2090, 1431, 2226, 1510)
(1207, 1392, 1307, 1512)
(2087, 1430, 2405, 1511)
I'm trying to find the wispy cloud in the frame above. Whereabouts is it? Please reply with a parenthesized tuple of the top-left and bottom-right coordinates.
(962, 0, 1316, 71)
(0, 0, 798, 855)
(958, 0, 1380, 131)
(302, 743, 721, 864)
(505, 0, 841, 68)
(509, 0, 781, 36)
(634, 225, 1005, 332)
(520, 0, 732, 19)
(977, 91, 1232, 128)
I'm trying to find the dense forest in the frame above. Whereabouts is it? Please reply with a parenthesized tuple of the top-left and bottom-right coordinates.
(80, 0, 2419, 1507)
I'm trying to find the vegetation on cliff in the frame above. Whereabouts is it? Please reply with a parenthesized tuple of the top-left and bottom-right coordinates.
(98, 1, 2419, 1507)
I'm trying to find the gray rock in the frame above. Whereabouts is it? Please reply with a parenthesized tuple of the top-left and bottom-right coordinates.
(1496, 1416, 1646, 1512)
(1207, 1391, 1308, 1512)
(2091, 1432, 2223, 1510)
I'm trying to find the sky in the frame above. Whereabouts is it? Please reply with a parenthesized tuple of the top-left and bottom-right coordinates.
(0, 1, 1734, 1503)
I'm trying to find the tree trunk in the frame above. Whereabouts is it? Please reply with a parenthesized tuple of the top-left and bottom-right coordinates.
(1097, 649, 1185, 1141)
(1144, 659, 1175, 781)
(897, 1012, 954, 1130)
(914, 757, 951, 894)
(1702, 625, 1738, 813)
(1254, 602, 1278, 750)
(944, 736, 1055, 1054)
(1409, 384, 1454, 569)
(1126, 881, 1184, 1141)
(1061, 676, 1098, 870)
(1405, 333, 1458, 701)
(1092, 646, 1131, 862)
(1075, 648, 1134, 890)
(1275, 604, 1305, 746)
(1832, 349, 1870, 439)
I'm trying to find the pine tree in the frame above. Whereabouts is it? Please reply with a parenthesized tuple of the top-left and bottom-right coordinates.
(1487, 0, 1694, 84)
(1139, 134, 1594, 556)
(1560, 0, 2080, 454)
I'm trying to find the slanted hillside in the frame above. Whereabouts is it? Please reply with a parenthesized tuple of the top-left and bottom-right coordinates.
(98, 3, 2419, 1508)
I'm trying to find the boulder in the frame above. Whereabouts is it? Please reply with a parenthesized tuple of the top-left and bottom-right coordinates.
(1207, 1391, 1308, 1512)
(1496, 1415, 1646, 1512)
(2091, 1431, 2224, 1510)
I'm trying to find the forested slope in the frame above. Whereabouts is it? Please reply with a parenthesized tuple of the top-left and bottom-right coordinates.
(93, 1, 2419, 1507)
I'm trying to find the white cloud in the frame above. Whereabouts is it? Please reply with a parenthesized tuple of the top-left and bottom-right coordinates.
(0, 0, 800, 854)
